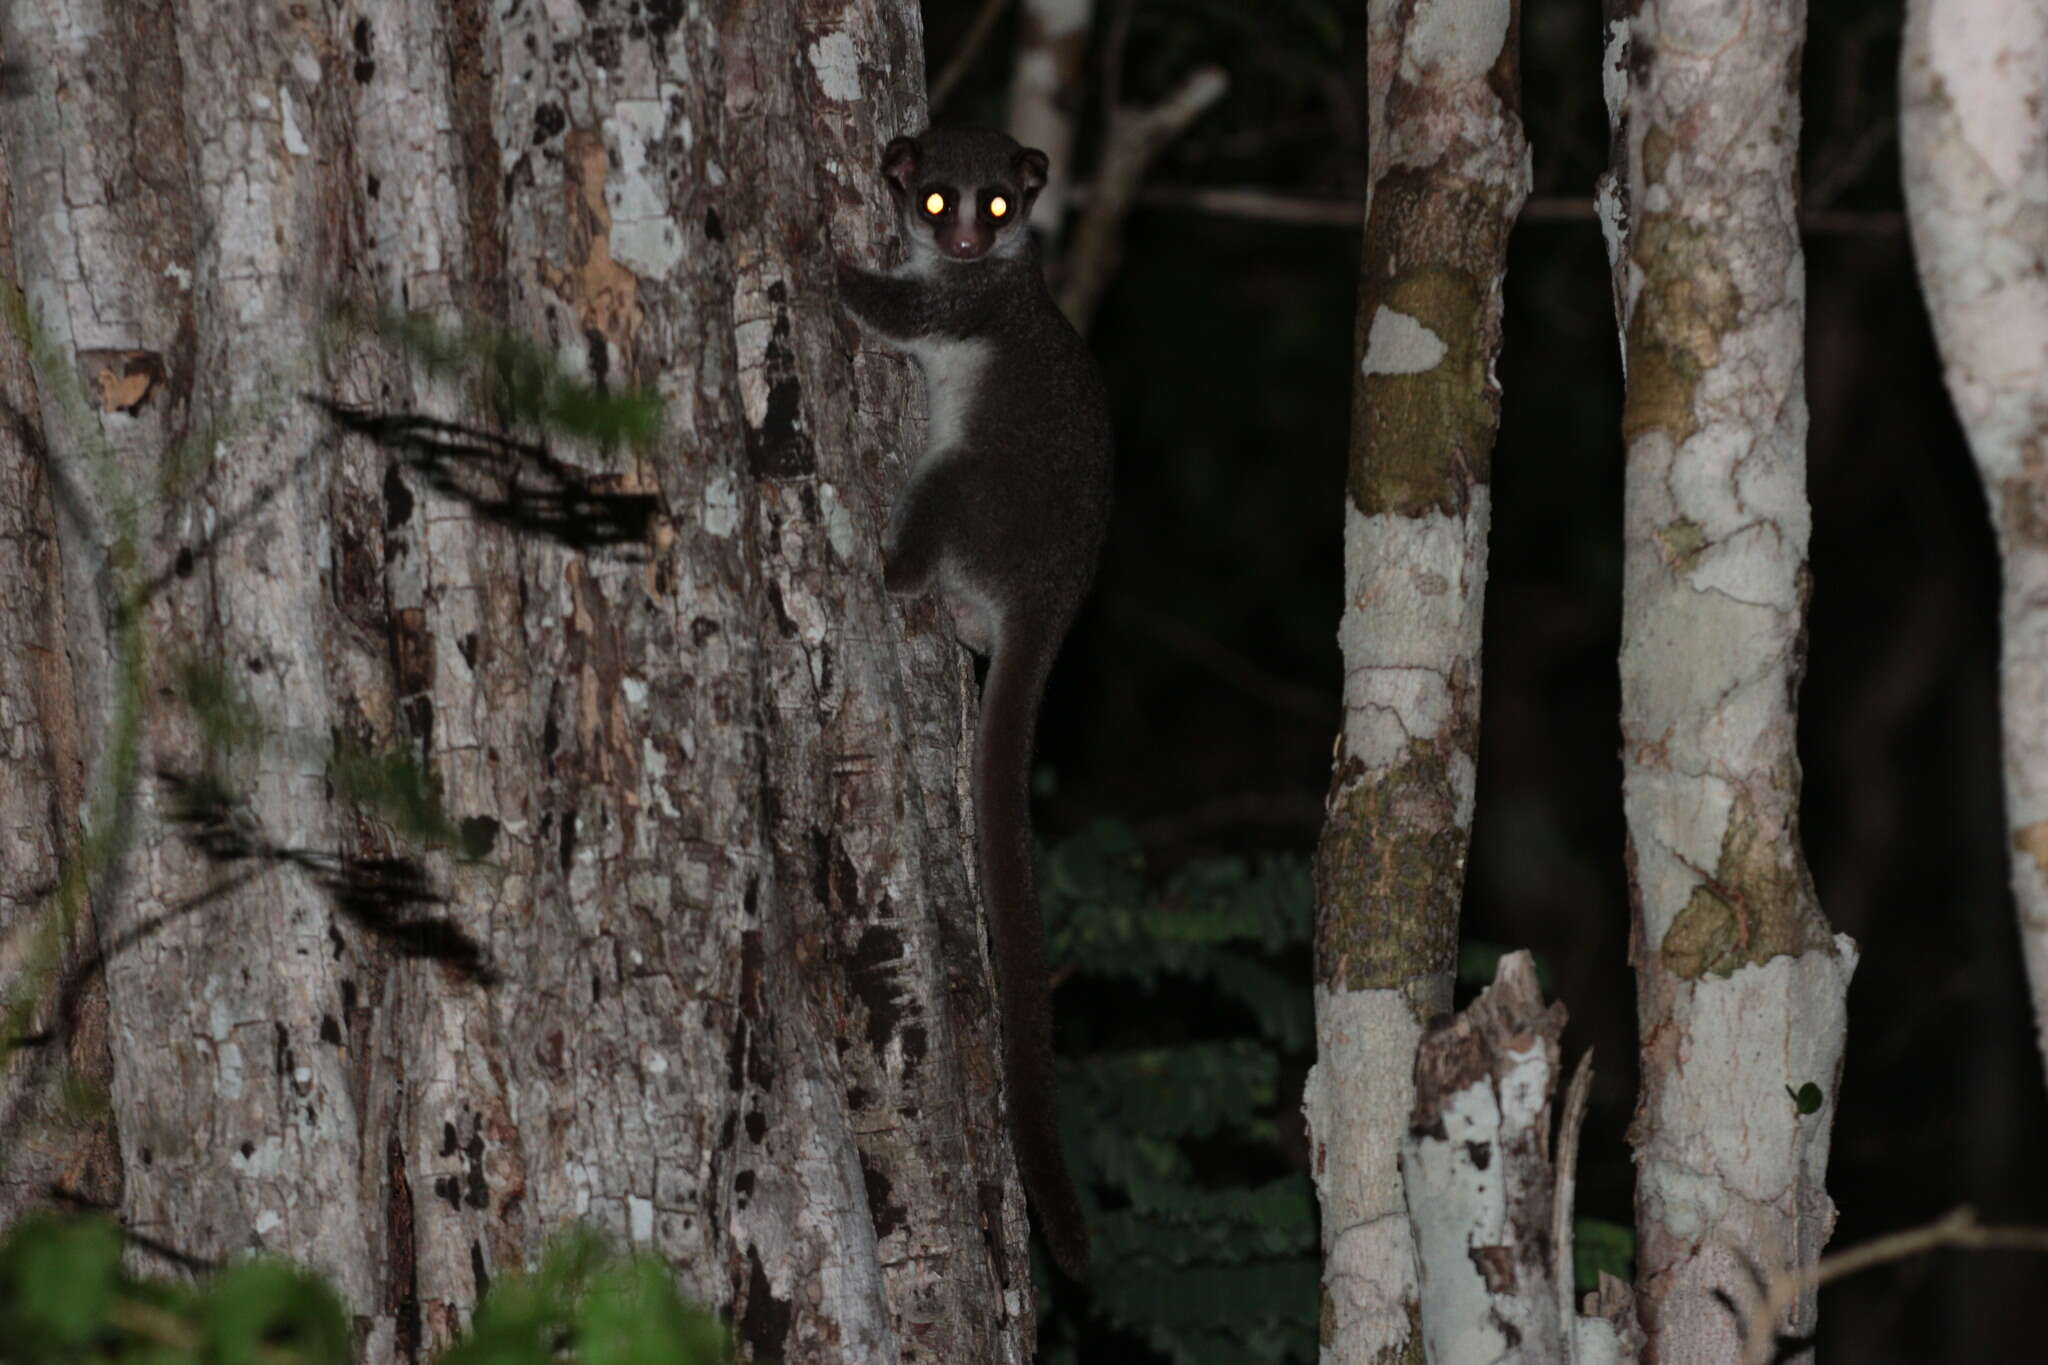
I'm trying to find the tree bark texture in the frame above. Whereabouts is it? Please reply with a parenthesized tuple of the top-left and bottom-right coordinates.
(0, 1, 1039, 1360)
(0, 141, 122, 1232)
(1901, 0, 2048, 1084)
(1305, 2, 1525, 1362)
(1603, 1, 1855, 1359)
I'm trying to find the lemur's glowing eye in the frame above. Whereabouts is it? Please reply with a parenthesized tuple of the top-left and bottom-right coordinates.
(924, 192, 946, 215)
(989, 196, 1009, 218)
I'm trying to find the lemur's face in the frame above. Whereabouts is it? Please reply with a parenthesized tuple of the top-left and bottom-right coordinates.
(881, 130, 1049, 265)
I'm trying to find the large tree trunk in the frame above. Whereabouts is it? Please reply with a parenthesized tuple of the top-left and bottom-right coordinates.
(1305, 2, 1525, 1362)
(1601, 1, 1855, 1359)
(0, 2, 1036, 1360)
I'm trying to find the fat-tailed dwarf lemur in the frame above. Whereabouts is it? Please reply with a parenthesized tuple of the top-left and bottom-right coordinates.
(837, 127, 1111, 1278)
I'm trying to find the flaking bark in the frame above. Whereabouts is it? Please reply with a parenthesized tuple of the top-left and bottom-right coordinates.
(0, 1, 1034, 1360)
(1305, 2, 1526, 1361)
(1401, 953, 1567, 1364)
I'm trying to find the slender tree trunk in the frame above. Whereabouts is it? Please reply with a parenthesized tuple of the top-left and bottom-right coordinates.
(1601, 2, 1855, 1359)
(0, 1, 1036, 1360)
(1901, 0, 2048, 1085)
(1305, 3, 1525, 1361)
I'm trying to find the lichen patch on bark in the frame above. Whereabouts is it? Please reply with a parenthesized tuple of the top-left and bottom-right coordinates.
(1618, 216, 1744, 450)
(1316, 733, 1472, 1000)
(1657, 781, 1832, 980)
(1350, 173, 1514, 519)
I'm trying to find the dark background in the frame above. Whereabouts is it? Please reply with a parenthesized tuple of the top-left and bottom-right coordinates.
(925, 0, 2048, 1359)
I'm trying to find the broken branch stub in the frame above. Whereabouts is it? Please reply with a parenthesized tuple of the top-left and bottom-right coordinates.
(1402, 951, 1570, 1363)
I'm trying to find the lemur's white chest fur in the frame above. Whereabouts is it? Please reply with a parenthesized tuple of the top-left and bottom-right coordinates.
(904, 335, 989, 458)
(888, 330, 999, 652)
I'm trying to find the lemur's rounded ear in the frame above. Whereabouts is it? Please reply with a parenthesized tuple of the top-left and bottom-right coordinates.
(882, 137, 921, 194)
(1015, 147, 1050, 193)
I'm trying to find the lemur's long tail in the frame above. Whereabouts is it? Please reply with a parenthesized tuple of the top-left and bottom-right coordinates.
(974, 611, 1089, 1278)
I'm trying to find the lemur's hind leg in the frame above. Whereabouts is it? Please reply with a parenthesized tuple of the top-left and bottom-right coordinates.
(884, 457, 998, 654)
(883, 456, 962, 596)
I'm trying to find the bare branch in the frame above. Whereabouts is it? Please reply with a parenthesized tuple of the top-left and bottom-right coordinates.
(1109, 596, 1335, 727)
(1057, 65, 1229, 330)
(928, 0, 1011, 113)
(1553, 1050, 1596, 1363)
(1063, 186, 1906, 235)
(1739, 1208, 2048, 1365)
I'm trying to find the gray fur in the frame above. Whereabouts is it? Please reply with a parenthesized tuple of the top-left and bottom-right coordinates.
(837, 126, 1111, 1279)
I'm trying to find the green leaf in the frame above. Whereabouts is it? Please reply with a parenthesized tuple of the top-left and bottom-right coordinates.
(1091, 1259, 1320, 1363)
(574, 1259, 728, 1365)
(1073, 1043, 1276, 1141)
(1788, 1081, 1824, 1116)
(1091, 1179, 1316, 1267)
(0, 1213, 124, 1352)
(330, 737, 483, 859)
(1574, 1218, 1636, 1293)
(201, 1260, 351, 1364)
(332, 304, 663, 450)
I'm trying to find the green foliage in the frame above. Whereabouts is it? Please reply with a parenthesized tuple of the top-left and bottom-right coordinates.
(329, 737, 496, 861)
(1049, 823, 1314, 1052)
(0, 1215, 125, 1357)
(0, 1217, 725, 1365)
(172, 658, 266, 773)
(1788, 1082, 1825, 1116)
(441, 1231, 727, 1365)
(202, 1262, 353, 1365)
(330, 303, 662, 451)
(0, 1212, 348, 1365)
(1041, 822, 1318, 1365)
(1572, 1218, 1636, 1294)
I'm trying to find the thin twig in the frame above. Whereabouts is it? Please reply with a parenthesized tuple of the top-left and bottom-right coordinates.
(1738, 1206, 2048, 1365)
(928, 0, 1012, 113)
(1804, 119, 1897, 214)
(1129, 791, 1328, 847)
(1110, 596, 1334, 726)
(1552, 1049, 1595, 1362)
(1101, 0, 1135, 118)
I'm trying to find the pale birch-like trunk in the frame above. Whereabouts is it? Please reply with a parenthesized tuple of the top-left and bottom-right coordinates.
(1304, 2, 1526, 1361)
(1900, 0, 2048, 1083)
(0, 1, 1038, 1360)
(1006, 0, 1094, 240)
(1603, 2, 1856, 1358)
